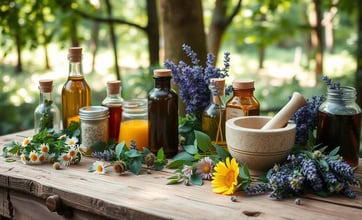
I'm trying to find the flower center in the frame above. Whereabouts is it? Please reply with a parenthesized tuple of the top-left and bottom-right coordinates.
(30, 153, 38, 161)
(97, 165, 104, 173)
(225, 170, 235, 187)
(202, 164, 211, 173)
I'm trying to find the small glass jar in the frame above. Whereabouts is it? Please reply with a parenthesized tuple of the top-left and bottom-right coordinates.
(316, 86, 361, 169)
(79, 106, 109, 154)
(118, 98, 148, 151)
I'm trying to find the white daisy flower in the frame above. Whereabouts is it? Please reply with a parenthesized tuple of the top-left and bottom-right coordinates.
(65, 136, 78, 146)
(22, 137, 32, 147)
(91, 161, 106, 175)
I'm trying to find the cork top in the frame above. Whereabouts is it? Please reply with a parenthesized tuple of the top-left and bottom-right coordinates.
(107, 80, 121, 94)
(38, 79, 53, 93)
(210, 78, 225, 96)
(68, 47, 82, 62)
(232, 79, 254, 90)
(153, 69, 171, 77)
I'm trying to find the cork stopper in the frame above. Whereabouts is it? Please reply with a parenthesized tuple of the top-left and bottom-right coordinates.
(38, 79, 53, 93)
(210, 78, 225, 96)
(68, 47, 82, 62)
(153, 69, 171, 77)
(232, 79, 254, 90)
(107, 80, 121, 95)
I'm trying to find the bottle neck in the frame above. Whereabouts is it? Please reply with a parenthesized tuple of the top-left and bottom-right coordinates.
(40, 91, 53, 104)
(327, 86, 356, 104)
(154, 77, 171, 89)
(233, 88, 255, 97)
(68, 61, 83, 77)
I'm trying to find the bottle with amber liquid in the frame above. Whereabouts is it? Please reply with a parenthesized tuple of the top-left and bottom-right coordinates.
(202, 78, 226, 148)
(61, 47, 92, 129)
(226, 79, 260, 120)
(148, 69, 178, 158)
(316, 86, 361, 169)
(102, 80, 123, 143)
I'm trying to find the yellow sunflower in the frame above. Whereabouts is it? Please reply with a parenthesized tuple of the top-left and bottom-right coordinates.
(211, 157, 239, 195)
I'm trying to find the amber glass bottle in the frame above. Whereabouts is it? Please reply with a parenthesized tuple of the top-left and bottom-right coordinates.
(102, 80, 123, 143)
(226, 79, 260, 120)
(148, 69, 178, 158)
(61, 47, 92, 129)
(202, 78, 226, 148)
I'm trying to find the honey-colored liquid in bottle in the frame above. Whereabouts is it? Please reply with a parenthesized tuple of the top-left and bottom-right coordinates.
(61, 47, 91, 129)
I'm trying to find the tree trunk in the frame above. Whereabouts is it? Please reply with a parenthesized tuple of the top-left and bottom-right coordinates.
(207, 0, 242, 63)
(310, 0, 324, 82)
(146, 0, 160, 67)
(160, 0, 207, 117)
(356, 0, 362, 108)
(15, 26, 22, 73)
(258, 45, 265, 69)
(105, 0, 121, 81)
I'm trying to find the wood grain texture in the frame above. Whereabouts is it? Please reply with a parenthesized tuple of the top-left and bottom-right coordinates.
(1, 130, 362, 220)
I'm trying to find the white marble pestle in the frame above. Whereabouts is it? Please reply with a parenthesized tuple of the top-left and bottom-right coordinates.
(261, 92, 307, 130)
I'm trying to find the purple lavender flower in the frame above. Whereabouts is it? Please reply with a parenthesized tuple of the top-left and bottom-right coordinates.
(164, 44, 231, 116)
(325, 156, 359, 185)
(322, 76, 341, 90)
(301, 159, 324, 191)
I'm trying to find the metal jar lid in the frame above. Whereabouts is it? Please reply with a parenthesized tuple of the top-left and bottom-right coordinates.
(79, 106, 109, 120)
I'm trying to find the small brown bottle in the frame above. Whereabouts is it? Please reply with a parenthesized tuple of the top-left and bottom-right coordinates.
(226, 79, 260, 120)
(148, 69, 178, 158)
(61, 47, 92, 129)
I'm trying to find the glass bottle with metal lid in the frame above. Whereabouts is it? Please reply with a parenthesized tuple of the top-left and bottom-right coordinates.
(79, 106, 109, 155)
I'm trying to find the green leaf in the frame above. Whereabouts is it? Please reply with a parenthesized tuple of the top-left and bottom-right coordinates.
(172, 151, 194, 162)
(239, 164, 251, 180)
(125, 149, 143, 158)
(90, 141, 107, 152)
(167, 160, 190, 169)
(128, 157, 143, 175)
(213, 144, 231, 161)
(5, 158, 16, 162)
(184, 144, 198, 155)
(167, 178, 182, 185)
(156, 148, 166, 162)
(194, 130, 212, 152)
(1, 146, 8, 157)
(329, 146, 340, 157)
(190, 173, 203, 186)
(115, 142, 126, 158)
(154, 161, 165, 171)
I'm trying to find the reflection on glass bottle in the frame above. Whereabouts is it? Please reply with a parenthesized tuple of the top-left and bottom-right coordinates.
(34, 79, 60, 133)
(202, 78, 226, 148)
(61, 47, 92, 129)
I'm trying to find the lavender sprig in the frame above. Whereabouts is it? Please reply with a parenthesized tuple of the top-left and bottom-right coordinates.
(322, 76, 341, 90)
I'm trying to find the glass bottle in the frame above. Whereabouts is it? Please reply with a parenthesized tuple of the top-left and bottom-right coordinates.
(119, 98, 148, 151)
(226, 79, 260, 120)
(61, 47, 92, 129)
(34, 79, 60, 133)
(79, 106, 109, 155)
(202, 78, 226, 148)
(148, 69, 178, 158)
(102, 80, 124, 143)
(316, 86, 361, 169)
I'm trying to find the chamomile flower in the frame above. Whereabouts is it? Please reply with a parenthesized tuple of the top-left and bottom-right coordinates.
(65, 136, 78, 146)
(68, 146, 78, 159)
(29, 151, 38, 163)
(20, 154, 27, 164)
(40, 143, 49, 154)
(38, 154, 46, 163)
(196, 156, 213, 180)
(182, 165, 193, 178)
(58, 134, 67, 140)
(58, 153, 72, 166)
(91, 161, 106, 174)
(22, 137, 32, 147)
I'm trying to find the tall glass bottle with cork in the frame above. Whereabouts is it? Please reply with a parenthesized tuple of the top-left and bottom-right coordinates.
(61, 47, 92, 129)
(34, 79, 60, 133)
(226, 79, 260, 120)
(202, 78, 226, 147)
(102, 80, 123, 143)
(148, 69, 178, 158)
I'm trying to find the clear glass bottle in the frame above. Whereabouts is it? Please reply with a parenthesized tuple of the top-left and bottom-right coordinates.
(316, 86, 361, 169)
(102, 80, 124, 143)
(226, 79, 260, 120)
(148, 69, 178, 158)
(34, 79, 60, 133)
(202, 78, 226, 147)
(79, 106, 109, 155)
(61, 47, 92, 129)
(119, 98, 149, 151)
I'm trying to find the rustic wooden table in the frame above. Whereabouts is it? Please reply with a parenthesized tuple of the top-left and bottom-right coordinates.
(1, 130, 362, 220)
